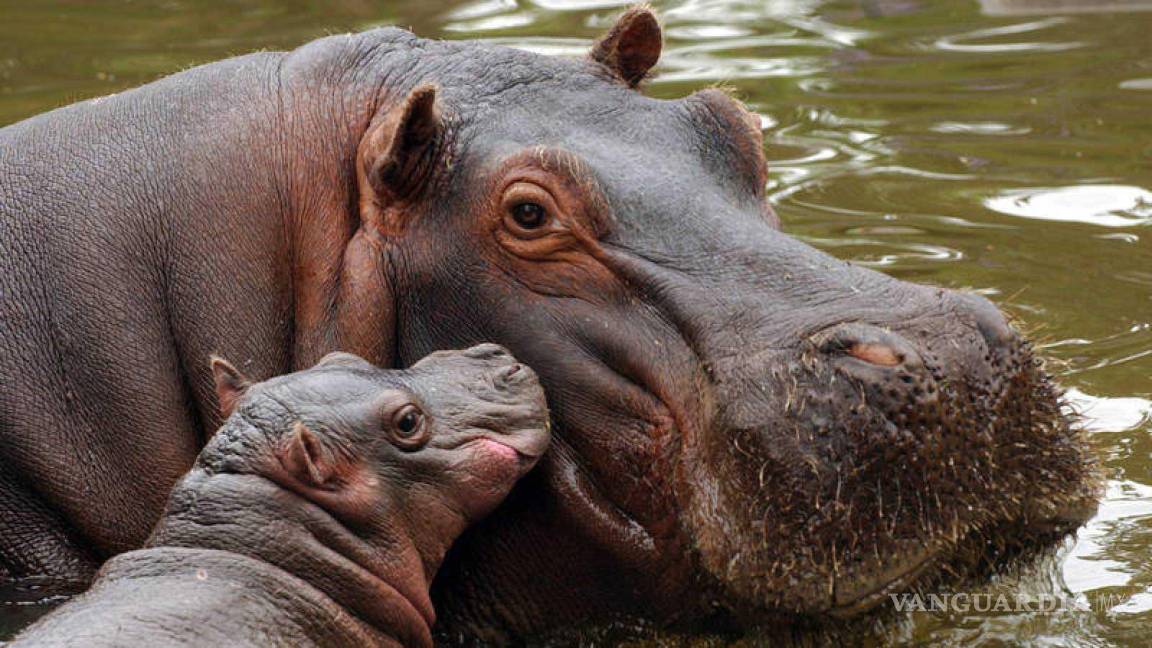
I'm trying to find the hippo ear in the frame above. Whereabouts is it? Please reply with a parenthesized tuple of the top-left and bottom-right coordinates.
(589, 7, 662, 88)
(281, 422, 339, 488)
(210, 355, 251, 418)
(343, 88, 440, 369)
(357, 84, 443, 222)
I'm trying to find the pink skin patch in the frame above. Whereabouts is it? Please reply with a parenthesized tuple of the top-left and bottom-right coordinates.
(473, 438, 520, 461)
(462, 438, 525, 484)
(848, 342, 902, 367)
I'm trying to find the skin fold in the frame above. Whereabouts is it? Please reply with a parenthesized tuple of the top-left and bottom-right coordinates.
(0, 7, 1098, 640)
(9, 345, 550, 647)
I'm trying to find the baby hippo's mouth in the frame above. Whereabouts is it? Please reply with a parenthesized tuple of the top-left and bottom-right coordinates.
(455, 434, 549, 474)
(474, 438, 522, 461)
(445, 436, 547, 508)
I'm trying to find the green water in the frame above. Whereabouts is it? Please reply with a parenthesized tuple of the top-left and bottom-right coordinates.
(1, 0, 1150, 645)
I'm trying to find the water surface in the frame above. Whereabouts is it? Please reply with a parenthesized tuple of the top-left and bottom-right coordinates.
(1, 0, 1149, 645)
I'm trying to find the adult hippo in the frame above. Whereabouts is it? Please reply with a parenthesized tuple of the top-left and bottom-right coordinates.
(0, 6, 1097, 641)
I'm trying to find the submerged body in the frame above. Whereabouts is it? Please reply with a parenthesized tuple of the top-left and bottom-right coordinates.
(10, 346, 549, 647)
(0, 8, 1097, 640)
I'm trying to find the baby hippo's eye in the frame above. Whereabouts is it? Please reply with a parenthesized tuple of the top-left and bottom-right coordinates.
(388, 404, 429, 450)
(396, 408, 421, 436)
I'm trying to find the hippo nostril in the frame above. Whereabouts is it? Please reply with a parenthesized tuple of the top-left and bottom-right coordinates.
(955, 294, 1016, 353)
(846, 343, 902, 367)
(816, 323, 923, 370)
(495, 363, 531, 388)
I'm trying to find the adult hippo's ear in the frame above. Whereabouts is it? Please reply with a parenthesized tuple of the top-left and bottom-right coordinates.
(589, 7, 662, 88)
(356, 84, 443, 230)
(209, 355, 251, 418)
(337, 88, 443, 369)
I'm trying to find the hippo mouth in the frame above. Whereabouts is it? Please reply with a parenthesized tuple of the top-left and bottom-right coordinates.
(827, 543, 936, 618)
(684, 454, 1099, 627)
(825, 495, 1096, 618)
(453, 436, 548, 468)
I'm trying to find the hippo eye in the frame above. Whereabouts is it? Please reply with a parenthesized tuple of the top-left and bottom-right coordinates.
(389, 404, 429, 450)
(395, 406, 423, 436)
(509, 202, 549, 231)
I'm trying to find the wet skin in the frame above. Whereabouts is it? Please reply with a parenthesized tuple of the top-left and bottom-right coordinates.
(0, 7, 1097, 640)
(9, 345, 549, 647)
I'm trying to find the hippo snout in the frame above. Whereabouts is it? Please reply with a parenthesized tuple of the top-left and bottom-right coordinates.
(409, 344, 549, 460)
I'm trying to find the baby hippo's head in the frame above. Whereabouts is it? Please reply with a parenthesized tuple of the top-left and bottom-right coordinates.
(203, 344, 550, 543)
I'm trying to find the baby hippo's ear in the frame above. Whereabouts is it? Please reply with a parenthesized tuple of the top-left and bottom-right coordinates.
(210, 355, 251, 418)
(277, 423, 377, 520)
(281, 422, 336, 488)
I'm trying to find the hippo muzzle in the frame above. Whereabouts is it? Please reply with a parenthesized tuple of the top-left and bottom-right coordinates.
(664, 264, 1097, 619)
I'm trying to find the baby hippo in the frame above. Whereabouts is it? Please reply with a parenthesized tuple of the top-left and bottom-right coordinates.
(12, 344, 549, 647)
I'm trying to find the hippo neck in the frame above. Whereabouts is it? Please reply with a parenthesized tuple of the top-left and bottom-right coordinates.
(148, 471, 437, 647)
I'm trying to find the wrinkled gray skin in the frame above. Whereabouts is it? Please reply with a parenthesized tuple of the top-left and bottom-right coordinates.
(10, 345, 550, 647)
(0, 8, 1096, 641)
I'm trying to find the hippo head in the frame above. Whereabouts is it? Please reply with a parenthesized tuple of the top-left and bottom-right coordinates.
(336, 8, 1099, 635)
(203, 346, 550, 566)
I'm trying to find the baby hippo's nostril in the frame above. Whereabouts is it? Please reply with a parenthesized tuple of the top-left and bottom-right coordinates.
(497, 357, 536, 382)
(494, 363, 533, 389)
(497, 359, 525, 380)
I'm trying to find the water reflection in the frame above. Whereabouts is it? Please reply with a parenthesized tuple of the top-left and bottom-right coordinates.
(980, 0, 1152, 16)
(985, 185, 1152, 227)
(1119, 77, 1152, 90)
(935, 18, 1083, 53)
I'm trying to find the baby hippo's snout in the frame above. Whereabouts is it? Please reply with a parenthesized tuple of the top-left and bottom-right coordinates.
(421, 343, 546, 407)
(406, 344, 551, 519)
(412, 343, 551, 469)
(461, 343, 537, 391)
